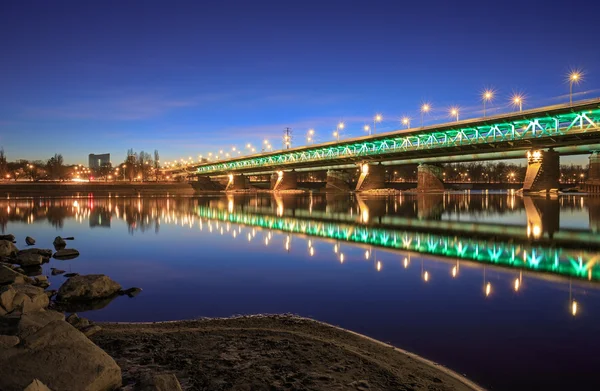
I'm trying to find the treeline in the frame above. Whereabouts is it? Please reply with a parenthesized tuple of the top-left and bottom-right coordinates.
(0, 149, 72, 181)
(119, 149, 161, 181)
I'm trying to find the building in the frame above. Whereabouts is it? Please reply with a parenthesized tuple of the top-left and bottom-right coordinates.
(88, 153, 110, 169)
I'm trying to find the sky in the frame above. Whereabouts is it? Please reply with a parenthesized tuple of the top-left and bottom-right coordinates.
(1, 0, 599, 166)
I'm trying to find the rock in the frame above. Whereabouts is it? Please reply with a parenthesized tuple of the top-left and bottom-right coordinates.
(33, 276, 50, 289)
(0, 265, 29, 286)
(0, 335, 20, 349)
(57, 274, 121, 301)
(0, 240, 18, 257)
(45, 290, 57, 299)
(0, 234, 16, 242)
(52, 236, 66, 249)
(50, 268, 65, 276)
(138, 373, 183, 391)
(63, 272, 79, 278)
(81, 325, 102, 337)
(16, 252, 43, 267)
(23, 379, 53, 391)
(66, 313, 90, 329)
(0, 320, 122, 391)
(120, 287, 142, 297)
(25, 237, 36, 246)
(53, 249, 80, 260)
(0, 285, 16, 312)
(11, 284, 49, 313)
(22, 266, 42, 277)
(53, 295, 119, 312)
(18, 248, 53, 258)
(17, 309, 66, 339)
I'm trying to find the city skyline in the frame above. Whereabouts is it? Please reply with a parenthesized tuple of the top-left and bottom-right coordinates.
(1, 0, 599, 165)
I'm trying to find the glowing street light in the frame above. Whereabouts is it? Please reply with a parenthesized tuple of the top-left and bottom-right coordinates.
(307, 129, 314, 145)
(334, 122, 344, 141)
(373, 113, 382, 134)
(449, 107, 459, 122)
(364, 125, 371, 135)
(420, 103, 430, 127)
(511, 93, 524, 112)
(401, 116, 411, 129)
(482, 89, 494, 117)
(568, 70, 583, 105)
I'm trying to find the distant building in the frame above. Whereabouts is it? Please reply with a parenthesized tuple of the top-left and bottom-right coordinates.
(88, 153, 110, 169)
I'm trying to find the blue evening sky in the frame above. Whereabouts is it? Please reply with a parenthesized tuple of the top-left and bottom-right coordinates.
(1, 0, 599, 165)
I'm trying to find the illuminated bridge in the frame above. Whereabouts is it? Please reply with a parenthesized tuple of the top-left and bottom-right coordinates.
(176, 99, 600, 193)
(191, 202, 600, 283)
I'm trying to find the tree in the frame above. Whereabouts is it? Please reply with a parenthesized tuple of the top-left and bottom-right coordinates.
(94, 162, 113, 181)
(153, 150, 160, 181)
(124, 149, 137, 181)
(137, 150, 152, 181)
(46, 154, 65, 181)
(0, 148, 7, 180)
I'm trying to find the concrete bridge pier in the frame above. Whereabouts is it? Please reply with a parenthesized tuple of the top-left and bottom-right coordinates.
(356, 163, 386, 191)
(417, 164, 445, 192)
(226, 173, 249, 191)
(326, 170, 351, 192)
(584, 151, 600, 193)
(522, 149, 560, 192)
(270, 170, 298, 191)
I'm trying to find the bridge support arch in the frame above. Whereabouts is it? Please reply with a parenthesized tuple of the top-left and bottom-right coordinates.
(417, 164, 445, 192)
(226, 173, 249, 191)
(522, 149, 559, 192)
(190, 175, 224, 191)
(584, 151, 600, 193)
(356, 163, 386, 191)
(326, 170, 351, 192)
(271, 170, 298, 191)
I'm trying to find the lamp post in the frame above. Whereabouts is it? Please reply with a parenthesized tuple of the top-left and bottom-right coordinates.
(364, 125, 371, 135)
(373, 114, 382, 134)
(569, 70, 582, 105)
(334, 122, 344, 141)
(511, 94, 524, 112)
(402, 117, 410, 129)
(420, 104, 430, 128)
(307, 129, 314, 145)
(450, 107, 459, 122)
(482, 89, 494, 117)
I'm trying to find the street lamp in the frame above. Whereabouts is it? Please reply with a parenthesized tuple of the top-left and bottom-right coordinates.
(363, 125, 371, 135)
(402, 116, 411, 129)
(420, 104, 430, 127)
(482, 89, 494, 117)
(334, 122, 344, 141)
(511, 93, 524, 112)
(449, 107, 459, 122)
(307, 129, 314, 145)
(568, 70, 583, 105)
(373, 114, 382, 134)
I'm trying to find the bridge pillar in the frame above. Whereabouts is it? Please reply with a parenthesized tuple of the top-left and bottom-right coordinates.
(326, 170, 351, 192)
(417, 164, 445, 192)
(226, 174, 249, 191)
(356, 163, 386, 191)
(522, 149, 560, 192)
(190, 175, 224, 191)
(271, 170, 298, 191)
(584, 151, 600, 193)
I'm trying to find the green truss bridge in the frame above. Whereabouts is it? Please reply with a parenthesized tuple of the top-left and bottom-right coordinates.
(180, 99, 600, 192)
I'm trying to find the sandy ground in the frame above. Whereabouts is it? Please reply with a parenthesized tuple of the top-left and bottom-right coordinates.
(93, 315, 483, 391)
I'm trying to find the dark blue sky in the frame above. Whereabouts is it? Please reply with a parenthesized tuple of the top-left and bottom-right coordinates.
(1, 0, 599, 165)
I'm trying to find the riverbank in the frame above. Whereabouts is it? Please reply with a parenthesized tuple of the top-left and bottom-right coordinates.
(93, 314, 482, 391)
(0, 181, 195, 196)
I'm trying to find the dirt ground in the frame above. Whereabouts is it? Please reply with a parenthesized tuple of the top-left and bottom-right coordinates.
(93, 315, 483, 391)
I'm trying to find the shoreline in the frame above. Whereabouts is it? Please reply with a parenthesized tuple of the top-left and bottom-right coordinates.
(93, 314, 484, 391)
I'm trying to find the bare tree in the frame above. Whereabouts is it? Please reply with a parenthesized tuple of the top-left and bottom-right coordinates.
(0, 148, 7, 180)
(153, 150, 160, 181)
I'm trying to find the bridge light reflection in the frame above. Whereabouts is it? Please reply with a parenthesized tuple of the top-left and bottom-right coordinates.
(485, 282, 492, 297)
(423, 270, 429, 282)
(514, 278, 521, 292)
(572, 300, 578, 316)
(376, 261, 382, 272)
(340, 253, 345, 263)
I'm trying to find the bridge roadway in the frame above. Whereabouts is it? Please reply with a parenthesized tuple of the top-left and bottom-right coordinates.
(179, 99, 600, 177)
(192, 199, 600, 283)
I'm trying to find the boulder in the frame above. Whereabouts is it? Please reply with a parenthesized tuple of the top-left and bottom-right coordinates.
(11, 284, 49, 314)
(63, 272, 79, 278)
(0, 320, 122, 391)
(138, 373, 183, 391)
(16, 252, 43, 267)
(66, 313, 90, 329)
(0, 285, 16, 312)
(0, 240, 18, 257)
(17, 309, 66, 339)
(52, 236, 66, 249)
(18, 248, 53, 258)
(57, 274, 121, 301)
(53, 249, 80, 260)
(0, 234, 16, 242)
(0, 265, 29, 286)
(0, 335, 19, 349)
(81, 325, 102, 337)
(34, 276, 50, 289)
(50, 268, 65, 276)
(23, 379, 53, 391)
(25, 236, 36, 246)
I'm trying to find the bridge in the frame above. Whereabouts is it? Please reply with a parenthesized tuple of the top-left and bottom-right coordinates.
(169, 99, 600, 193)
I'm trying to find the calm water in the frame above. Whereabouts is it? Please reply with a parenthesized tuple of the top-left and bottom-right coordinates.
(2, 192, 600, 391)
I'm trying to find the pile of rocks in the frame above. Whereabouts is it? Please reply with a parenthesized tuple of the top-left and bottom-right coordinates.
(0, 234, 179, 390)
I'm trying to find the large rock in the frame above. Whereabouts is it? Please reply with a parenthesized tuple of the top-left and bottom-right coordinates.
(52, 236, 66, 250)
(53, 249, 80, 260)
(23, 379, 53, 391)
(0, 265, 29, 286)
(0, 240, 18, 257)
(25, 236, 36, 246)
(138, 373, 183, 391)
(0, 234, 16, 242)
(0, 335, 19, 349)
(18, 248, 53, 258)
(0, 320, 122, 391)
(11, 284, 49, 313)
(57, 274, 121, 301)
(16, 252, 43, 267)
(0, 285, 16, 312)
(17, 309, 65, 339)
